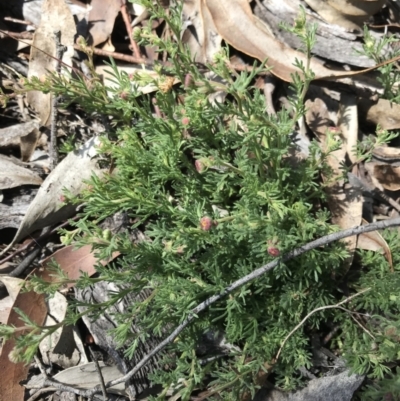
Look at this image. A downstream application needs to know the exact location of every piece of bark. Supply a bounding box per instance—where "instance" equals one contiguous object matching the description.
[254,0,383,68]
[75,281,165,399]
[0,186,38,230]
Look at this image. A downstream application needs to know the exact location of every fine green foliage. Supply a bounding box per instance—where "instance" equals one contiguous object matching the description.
[357,25,400,102]
[2,3,400,400]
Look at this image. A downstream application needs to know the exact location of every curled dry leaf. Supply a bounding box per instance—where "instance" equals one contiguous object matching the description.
[1,137,106,256]
[303,0,362,32]
[363,146,400,191]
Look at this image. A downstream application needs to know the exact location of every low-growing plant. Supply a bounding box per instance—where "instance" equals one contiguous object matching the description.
[2,2,400,400]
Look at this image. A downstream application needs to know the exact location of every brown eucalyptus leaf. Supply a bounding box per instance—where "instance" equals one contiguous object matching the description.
[27,0,75,126]
[0,155,43,189]
[205,0,360,82]
[1,137,105,256]
[0,291,47,401]
[40,245,120,289]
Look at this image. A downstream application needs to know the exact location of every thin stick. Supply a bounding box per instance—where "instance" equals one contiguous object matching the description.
[3,17,36,27]
[275,289,370,361]
[341,307,376,340]
[99,216,400,391]
[0,216,78,266]
[120,0,142,59]
[26,387,56,401]
[88,346,108,401]
[49,30,64,170]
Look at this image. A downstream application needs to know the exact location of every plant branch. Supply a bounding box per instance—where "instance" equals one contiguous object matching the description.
[275,288,370,361]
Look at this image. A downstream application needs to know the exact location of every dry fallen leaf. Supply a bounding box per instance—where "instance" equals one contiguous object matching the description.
[0,155,43,189]
[304,0,384,31]
[0,296,13,325]
[88,0,121,47]
[357,219,393,271]
[39,292,88,368]
[40,244,120,289]
[0,121,40,147]
[1,137,105,256]
[0,277,24,301]
[181,0,222,64]
[368,163,400,191]
[0,291,47,401]
[358,97,400,130]
[306,89,362,264]
[204,0,372,83]
[27,0,75,126]
[53,362,126,394]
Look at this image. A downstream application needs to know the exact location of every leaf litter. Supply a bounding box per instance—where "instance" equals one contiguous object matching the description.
[1,0,400,400]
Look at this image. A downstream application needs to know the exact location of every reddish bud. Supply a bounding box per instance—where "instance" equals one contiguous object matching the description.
[268,247,280,257]
[182,117,190,126]
[195,159,204,173]
[184,73,193,88]
[200,216,213,231]
[119,91,129,100]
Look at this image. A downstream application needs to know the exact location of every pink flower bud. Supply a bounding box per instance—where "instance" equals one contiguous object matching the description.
[200,216,213,231]
[184,73,193,88]
[268,247,280,257]
[119,91,128,100]
[182,117,190,125]
[195,159,204,173]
